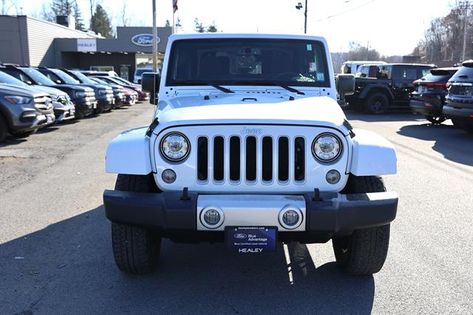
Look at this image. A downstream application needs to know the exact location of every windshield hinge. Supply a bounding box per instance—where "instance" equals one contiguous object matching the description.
[146,117,159,137]
[343,119,355,138]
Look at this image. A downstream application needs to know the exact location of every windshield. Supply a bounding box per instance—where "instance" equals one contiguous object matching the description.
[52,69,80,84]
[91,77,108,85]
[0,71,28,86]
[135,68,152,76]
[112,76,133,85]
[103,76,129,85]
[71,71,97,85]
[21,67,56,85]
[166,38,330,88]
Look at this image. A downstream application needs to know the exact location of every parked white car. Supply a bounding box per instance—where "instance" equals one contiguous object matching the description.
[103,33,398,276]
[341,60,387,75]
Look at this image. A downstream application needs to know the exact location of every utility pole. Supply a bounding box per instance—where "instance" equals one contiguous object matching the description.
[304,0,308,34]
[295,0,308,34]
[152,0,158,72]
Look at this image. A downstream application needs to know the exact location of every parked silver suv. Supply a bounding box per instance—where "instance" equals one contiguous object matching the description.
[0,84,55,142]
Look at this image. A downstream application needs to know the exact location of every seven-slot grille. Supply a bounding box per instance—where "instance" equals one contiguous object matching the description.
[197,135,306,183]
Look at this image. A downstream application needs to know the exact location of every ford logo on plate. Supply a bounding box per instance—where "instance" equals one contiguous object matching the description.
[234,233,247,240]
[131,34,161,47]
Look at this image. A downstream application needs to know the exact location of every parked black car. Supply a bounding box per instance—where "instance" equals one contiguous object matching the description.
[410,67,458,124]
[0,84,55,142]
[346,63,435,114]
[82,71,150,102]
[88,77,126,107]
[443,60,473,133]
[37,68,114,113]
[0,65,96,119]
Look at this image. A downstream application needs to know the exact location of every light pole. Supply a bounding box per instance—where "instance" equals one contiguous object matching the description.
[295,0,308,34]
[152,0,158,73]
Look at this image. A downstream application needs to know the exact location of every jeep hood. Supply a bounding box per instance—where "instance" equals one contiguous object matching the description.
[156,94,348,133]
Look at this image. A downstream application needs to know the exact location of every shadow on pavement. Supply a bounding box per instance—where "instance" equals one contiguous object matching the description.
[398,123,473,166]
[345,111,421,123]
[0,137,27,147]
[0,206,375,314]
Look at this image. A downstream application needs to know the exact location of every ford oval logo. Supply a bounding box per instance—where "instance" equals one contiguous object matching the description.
[234,233,247,240]
[131,34,160,47]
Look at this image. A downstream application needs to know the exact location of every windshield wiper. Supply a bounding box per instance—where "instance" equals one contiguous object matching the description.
[211,84,234,93]
[224,80,305,95]
[279,85,305,95]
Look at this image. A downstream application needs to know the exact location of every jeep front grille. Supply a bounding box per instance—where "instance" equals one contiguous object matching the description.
[197,135,305,183]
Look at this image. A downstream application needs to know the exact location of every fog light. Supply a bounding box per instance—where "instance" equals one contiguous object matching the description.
[279,207,303,230]
[162,169,176,183]
[326,169,341,184]
[201,208,224,228]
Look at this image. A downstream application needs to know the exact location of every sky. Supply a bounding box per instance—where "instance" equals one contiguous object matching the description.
[17,0,455,56]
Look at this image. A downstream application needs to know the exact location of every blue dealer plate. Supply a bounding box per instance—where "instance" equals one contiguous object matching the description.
[225,227,277,253]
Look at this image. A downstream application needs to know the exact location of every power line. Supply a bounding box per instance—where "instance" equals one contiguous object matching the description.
[314,0,378,22]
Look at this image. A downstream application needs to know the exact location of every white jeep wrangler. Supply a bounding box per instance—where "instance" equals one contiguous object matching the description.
[103,33,398,275]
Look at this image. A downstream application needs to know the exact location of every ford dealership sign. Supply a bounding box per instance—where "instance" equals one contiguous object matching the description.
[131,34,161,47]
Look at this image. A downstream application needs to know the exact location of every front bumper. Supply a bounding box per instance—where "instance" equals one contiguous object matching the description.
[97,95,115,111]
[53,101,75,122]
[12,111,47,133]
[124,94,137,105]
[443,104,473,120]
[410,98,444,116]
[73,97,97,117]
[137,91,149,101]
[104,191,398,243]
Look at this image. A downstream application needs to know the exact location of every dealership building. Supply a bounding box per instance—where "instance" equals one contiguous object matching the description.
[0,15,171,80]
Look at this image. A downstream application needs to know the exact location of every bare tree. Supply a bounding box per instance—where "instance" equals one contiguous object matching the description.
[41,3,55,21]
[89,0,97,22]
[346,42,381,61]
[414,0,473,63]
[1,0,18,15]
[120,1,129,26]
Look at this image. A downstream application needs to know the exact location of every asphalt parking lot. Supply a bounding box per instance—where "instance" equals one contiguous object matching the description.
[1,104,472,314]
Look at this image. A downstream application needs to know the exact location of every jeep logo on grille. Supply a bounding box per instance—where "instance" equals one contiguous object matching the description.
[240,127,262,135]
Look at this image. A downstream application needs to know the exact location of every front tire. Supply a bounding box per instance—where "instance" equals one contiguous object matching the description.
[111,174,161,274]
[332,176,391,275]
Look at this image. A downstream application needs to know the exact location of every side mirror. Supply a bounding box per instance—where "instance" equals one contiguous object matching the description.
[336,74,355,96]
[26,81,33,85]
[336,74,355,106]
[141,72,160,105]
[56,80,62,84]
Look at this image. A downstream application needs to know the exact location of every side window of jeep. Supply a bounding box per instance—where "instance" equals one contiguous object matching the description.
[395,67,417,81]
[356,66,369,78]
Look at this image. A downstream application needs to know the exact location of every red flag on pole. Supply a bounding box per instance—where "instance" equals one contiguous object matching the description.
[173,0,178,13]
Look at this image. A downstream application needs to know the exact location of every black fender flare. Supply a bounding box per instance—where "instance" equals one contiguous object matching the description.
[359,85,394,101]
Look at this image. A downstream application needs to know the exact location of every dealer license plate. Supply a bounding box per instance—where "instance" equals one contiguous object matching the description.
[225,227,277,253]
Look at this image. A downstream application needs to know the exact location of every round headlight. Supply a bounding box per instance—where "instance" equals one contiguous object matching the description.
[160,132,190,162]
[312,133,342,163]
